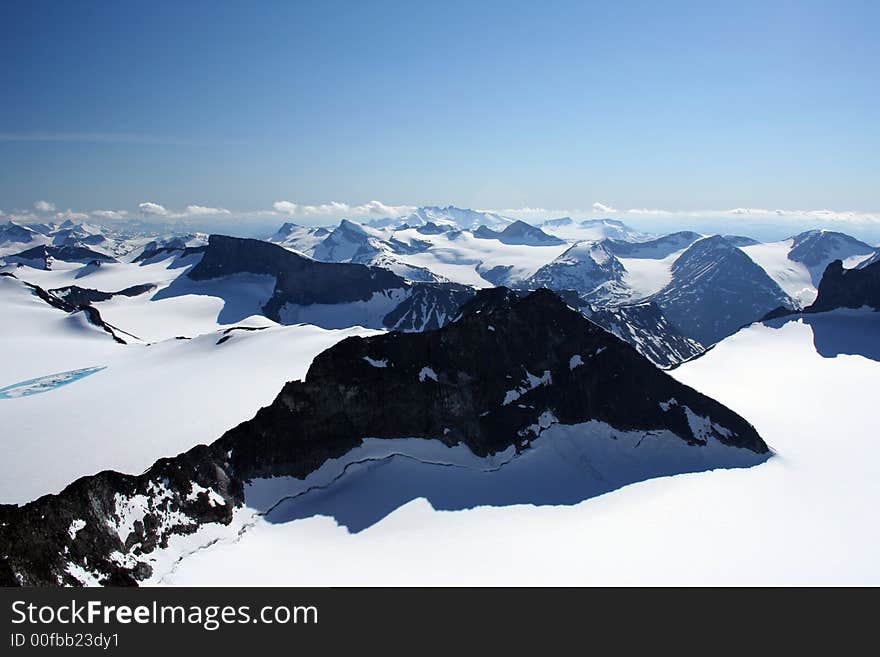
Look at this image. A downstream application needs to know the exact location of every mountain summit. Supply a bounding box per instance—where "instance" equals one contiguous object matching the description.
[0,287,767,585]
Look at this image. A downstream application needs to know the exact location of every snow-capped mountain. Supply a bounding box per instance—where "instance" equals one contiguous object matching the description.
[0,221,43,249]
[527,241,629,303]
[473,220,566,246]
[650,235,792,345]
[539,217,650,242]
[0,288,768,586]
[397,205,515,230]
[0,219,159,261]
[603,231,702,259]
[6,244,118,269]
[740,229,876,307]
[268,222,330,255]
[187,234,468,331]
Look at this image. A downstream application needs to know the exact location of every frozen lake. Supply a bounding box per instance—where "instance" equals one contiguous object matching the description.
[0,366,106,399]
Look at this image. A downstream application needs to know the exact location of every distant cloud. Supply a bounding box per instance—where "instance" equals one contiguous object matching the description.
[55,209,90,222]
[270,200,415,219]
[34,200,55,212]
[592,202,618,214]
[136,201,230,219]
[623,206,880,223]
[626,208,675,216]
[5,212,40,223]
[184,204,230,216]
[351,200,417,217]
[138,201,169,216]
[91,209,129,220]
[272,201,299,215]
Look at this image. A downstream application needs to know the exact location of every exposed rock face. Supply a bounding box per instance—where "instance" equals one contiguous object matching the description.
[48,284,156,307]
[579,300,704,368]
[650,236,791,345]
[0,272,130,343]
[382,284,474,331]
[806,260,880,313]
[186,235,466,329]
[473,220,566,246]
[189,235,408,316]
[134,243,206,263]
[789,230,874,273]
[7,245,116,269]
[0,221,39,245]
[0,288,768,586]
[527,242,628,302]
[603,231,701,259]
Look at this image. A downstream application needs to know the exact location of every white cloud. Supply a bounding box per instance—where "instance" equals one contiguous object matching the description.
[6,212,40,223]
[183,204,230,216]
[592,202,618,214]
[138,201,169,216]
[55,209,90,221]
[34,200,55,212]
[91,209,129,220]
[301,201,352,216]
[622,206,880,223]
[273,201,299,215]
[349,200,416,217]
[270,200,415,218]
[626,208,675,216]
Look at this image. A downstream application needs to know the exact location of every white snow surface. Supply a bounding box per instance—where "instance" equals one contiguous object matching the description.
[388,227,569,287]
[741,238,876,307]
[158,310,880,585]
[0,275,380,504]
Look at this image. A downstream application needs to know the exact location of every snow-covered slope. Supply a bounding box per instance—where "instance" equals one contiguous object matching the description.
[387,226,569,287]
[0,271,380,503]
[539,218,649,242]
[156,310,880,586]
[527,241,629,302]
[651,236,792,344]
[473,220,566,246]
[0,288,770,585]
[399,205,514,230]
[267,222,330,256]
[741,230,876,307]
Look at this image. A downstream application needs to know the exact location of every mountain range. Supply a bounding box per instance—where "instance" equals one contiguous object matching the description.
[1,205,878,586]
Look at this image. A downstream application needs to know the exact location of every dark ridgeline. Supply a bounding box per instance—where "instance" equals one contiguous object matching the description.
[0,287,767,587]
[806,259,880,313]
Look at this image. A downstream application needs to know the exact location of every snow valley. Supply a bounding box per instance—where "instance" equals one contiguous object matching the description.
[1,206,878,586]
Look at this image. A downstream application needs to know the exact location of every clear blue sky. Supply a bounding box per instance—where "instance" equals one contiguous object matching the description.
[1,0,878,229]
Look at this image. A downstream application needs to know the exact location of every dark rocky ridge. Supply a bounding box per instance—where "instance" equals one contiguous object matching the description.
[650,236,792,345]
[49,283,156,307]
[806,259,880,313]
[473,220,566,246]
[0,288,767,586]
[187,234,471,331]
[7,244,116,268]
[0,272,132,344]
[189,234,407,317]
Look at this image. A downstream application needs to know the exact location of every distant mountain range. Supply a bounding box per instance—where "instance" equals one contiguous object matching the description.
[2,207,878,355]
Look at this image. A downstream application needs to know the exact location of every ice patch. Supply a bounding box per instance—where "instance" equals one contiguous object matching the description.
[569,355,584,370]
[67,519,86,540]
[418,366,438,382]
[187,482,226,507]
[659,398,678,412]
[503,369,553,405]
[363,356,388,368]
[0,366,106,399]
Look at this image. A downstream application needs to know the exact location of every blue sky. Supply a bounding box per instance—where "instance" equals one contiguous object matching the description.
[1,0,878,237]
